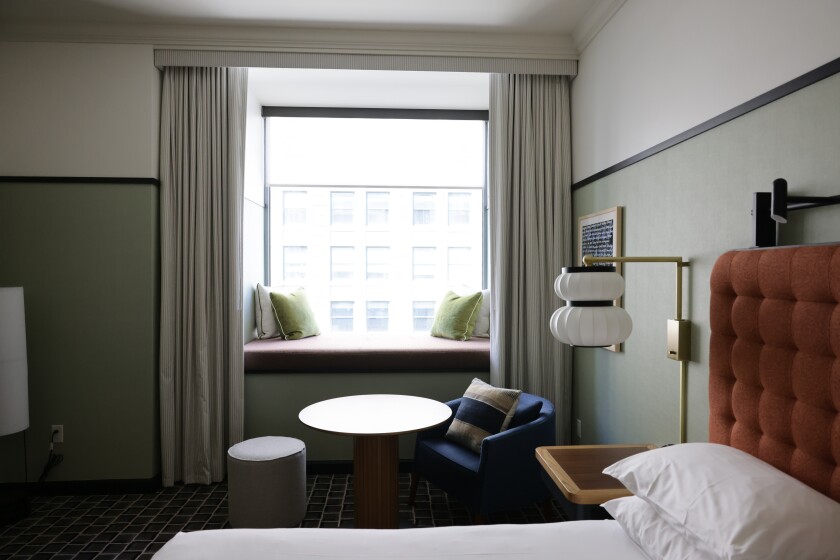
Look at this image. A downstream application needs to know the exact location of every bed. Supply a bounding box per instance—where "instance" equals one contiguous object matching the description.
[155,244,840,560]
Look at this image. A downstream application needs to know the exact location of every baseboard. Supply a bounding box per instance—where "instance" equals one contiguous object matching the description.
[0,473,163,496]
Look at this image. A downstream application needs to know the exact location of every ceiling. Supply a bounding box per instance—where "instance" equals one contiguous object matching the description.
[1,0,612,36]
[0,0,624,110]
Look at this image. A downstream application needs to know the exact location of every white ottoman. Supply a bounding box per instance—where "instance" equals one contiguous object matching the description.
[227,436,306,528]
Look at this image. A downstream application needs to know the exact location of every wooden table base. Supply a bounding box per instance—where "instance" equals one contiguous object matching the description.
[353,435,399,528]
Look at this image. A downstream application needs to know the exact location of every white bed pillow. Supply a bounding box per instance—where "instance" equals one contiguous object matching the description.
[603,443,840,560]
[603,496,720,560]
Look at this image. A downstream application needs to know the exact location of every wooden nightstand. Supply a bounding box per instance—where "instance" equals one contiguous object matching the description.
[536,444,655,520]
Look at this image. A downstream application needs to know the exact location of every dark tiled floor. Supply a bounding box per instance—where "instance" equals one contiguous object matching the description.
[1,474,566,559]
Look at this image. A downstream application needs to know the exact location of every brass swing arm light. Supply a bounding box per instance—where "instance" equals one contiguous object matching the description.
[580,254,692,444]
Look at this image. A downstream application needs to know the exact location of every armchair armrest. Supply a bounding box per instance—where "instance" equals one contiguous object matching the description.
[477,408,556,492]
[416,398,461,442]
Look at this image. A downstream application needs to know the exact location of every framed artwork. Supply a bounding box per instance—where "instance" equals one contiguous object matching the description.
[577,206,623,352]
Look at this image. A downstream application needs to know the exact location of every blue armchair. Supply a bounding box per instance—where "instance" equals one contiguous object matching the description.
[409,392,556,522]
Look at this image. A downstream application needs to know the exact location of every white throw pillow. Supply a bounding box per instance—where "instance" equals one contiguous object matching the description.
[603,443,840,560]
[603,496,719,560]
[255,284,282,339]
[472,288,491,338]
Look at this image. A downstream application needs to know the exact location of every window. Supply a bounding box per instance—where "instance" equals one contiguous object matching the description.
[331,247,354,282]
[331,192,354,226]
[266,112,487,334]
[413,301,435,331]
[283,191,307,225]
[413,192,436,225]
[448,192,471,226]
[413,247,436,280]
[367,192,389,226]
[331,301,354,332]
[448,247,471,284]
[366,301,389,332]
[366,247,390,280]
[283,246,307,280]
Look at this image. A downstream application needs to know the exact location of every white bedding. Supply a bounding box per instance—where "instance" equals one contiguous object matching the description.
[153,521,647,560]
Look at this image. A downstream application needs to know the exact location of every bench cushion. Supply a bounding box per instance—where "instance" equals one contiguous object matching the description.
[244,334,490,373]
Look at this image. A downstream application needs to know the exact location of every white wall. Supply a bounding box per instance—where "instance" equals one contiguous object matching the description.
[0,42,159,178]
[242,85,265,342]
[572,0,840,182]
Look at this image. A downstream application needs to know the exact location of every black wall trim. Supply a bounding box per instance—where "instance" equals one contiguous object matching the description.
[262,106,489,121]
[572,56,840,191]
[0,176,161,186]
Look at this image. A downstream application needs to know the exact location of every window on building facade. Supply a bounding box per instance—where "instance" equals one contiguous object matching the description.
[283,191,307,225]
[366,301,389,332]
[366,192,389,226]
[331,192,354,226]
[331,247,354,282]
[412,247,436,281]
[330,301,354,332]
[448,192,471,226]
[283,246,307,281]
[412,301,436,331]
[413,192,436,225]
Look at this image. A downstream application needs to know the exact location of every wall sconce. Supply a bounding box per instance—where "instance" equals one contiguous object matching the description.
[0,287,30,524]
[551,256,691,443]
[753,178,840,247]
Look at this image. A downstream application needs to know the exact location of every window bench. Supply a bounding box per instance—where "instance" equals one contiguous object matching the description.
[244,334,490,373]
[243,334,490,462]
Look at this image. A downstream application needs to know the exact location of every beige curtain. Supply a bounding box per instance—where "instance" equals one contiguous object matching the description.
[159,67,248,486]
[489,74,573,444]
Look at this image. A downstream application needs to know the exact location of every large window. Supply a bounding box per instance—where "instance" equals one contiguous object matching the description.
[266,111,487,334]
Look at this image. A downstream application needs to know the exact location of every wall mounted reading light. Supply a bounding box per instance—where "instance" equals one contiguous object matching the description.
[753,178,840,247]
[551,255,691,443]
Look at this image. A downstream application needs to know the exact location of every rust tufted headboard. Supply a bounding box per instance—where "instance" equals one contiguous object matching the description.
[709,243,840,501]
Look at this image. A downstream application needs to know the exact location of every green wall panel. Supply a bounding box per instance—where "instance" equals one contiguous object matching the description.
[0,182,159,482]
[572,72,840,446]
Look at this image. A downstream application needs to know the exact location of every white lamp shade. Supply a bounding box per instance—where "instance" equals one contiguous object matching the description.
[550,305,633,347]
[0,287,29,436]
[550,266,632,347]
[555,267,625,301]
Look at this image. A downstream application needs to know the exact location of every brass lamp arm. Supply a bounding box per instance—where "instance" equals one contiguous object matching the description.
[581,254,691,444]
[581,255,690,321]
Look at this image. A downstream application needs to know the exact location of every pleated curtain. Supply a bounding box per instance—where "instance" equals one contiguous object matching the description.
[159,67,248,486]
[489,74,573,444]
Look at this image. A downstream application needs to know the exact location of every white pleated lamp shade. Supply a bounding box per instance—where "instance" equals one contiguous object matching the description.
[550,266,633,347]
[0,287,29,436]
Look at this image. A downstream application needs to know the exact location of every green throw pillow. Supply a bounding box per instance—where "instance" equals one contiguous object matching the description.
[430,291,483,341]
[269,289,320,340]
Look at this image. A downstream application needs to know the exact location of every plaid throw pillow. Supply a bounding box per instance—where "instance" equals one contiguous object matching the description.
[445,378,521,454]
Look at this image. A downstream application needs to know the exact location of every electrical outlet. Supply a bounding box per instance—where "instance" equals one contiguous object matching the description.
[51,424,64,444]
[576,419,582,440]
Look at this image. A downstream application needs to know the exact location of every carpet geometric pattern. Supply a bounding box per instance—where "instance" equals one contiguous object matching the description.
[0,474,566,559]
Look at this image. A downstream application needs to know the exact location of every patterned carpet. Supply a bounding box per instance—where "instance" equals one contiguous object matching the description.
[0,474,566,559]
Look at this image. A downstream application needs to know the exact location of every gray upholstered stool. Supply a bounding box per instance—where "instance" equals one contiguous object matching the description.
[227,436,306,528]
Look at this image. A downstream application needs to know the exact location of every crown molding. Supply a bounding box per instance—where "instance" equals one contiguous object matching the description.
[0,21,579,60]
[572,0,626,53]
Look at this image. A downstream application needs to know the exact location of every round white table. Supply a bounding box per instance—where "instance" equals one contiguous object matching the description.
[299,394,452,528]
